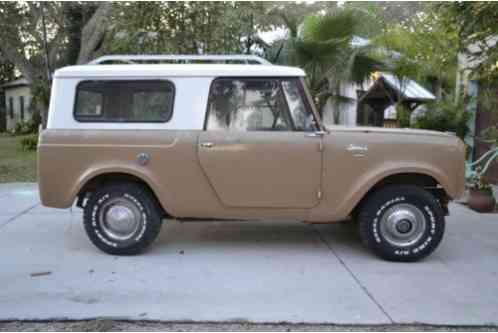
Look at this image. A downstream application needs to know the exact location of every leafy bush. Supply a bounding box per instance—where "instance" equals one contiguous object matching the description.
[20,135,38,151]
[30,111,42,132]
[13,122,24,135]
[11,117,41,136]
[396,104,411,128]
[413,96,470,139]
[468,168,494,197]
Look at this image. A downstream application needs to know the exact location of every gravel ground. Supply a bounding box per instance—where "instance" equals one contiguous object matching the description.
[1,321,498,332]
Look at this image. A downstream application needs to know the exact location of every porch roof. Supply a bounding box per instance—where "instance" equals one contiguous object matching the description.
[0,78,30,90]
[378,73,436,101]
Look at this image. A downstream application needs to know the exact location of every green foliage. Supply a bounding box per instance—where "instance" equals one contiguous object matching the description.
[264,2,336,64]
[0,2,63,78]
[105,2,272,55]
[468,169,494,196]
[374,9,459,98]
[396,104,411,128]
[341,2,385,38]
[413,96,471,139]
[0,59,15,84]
[438,2,498,81]
[0,2,112,128]
[13,123,24,136]
[345,2,425,30]
[31,80,51,115]
[301,11,356,42]
[19,134,38,152]
[12,116,40,136]
[283,9,384,118]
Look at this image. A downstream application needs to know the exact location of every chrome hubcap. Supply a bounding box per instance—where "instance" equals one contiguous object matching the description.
[379,203,426,247]
[99,198,141,241]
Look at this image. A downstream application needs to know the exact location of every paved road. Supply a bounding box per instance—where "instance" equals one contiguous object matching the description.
[1,183,497,325]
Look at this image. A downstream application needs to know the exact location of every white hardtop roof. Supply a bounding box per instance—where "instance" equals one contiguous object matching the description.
[54,64,306,79]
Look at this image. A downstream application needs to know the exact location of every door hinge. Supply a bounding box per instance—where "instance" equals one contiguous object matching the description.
[317,188,322,200]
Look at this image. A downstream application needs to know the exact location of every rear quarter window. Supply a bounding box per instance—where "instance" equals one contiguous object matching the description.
[74,80,175,122]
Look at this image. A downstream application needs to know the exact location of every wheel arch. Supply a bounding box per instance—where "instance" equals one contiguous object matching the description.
[351,171,450,218]
[73,169,172,217]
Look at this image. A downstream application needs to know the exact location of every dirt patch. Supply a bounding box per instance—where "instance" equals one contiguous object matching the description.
[1,320,498,332]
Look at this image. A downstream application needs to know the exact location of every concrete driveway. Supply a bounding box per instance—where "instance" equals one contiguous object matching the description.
[1,183,497,325]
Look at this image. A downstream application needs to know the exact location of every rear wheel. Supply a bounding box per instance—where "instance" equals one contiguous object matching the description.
[358,185,445,262]
[83,182,162,255]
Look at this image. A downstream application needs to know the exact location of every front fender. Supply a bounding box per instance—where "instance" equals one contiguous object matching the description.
[344,163,452,216]
[310,162,455,222]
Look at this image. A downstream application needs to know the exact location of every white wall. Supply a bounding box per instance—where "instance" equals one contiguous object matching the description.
[320,80,373,127]
[4,86,32,131]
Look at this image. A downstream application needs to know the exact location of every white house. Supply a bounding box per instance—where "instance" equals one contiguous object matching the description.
[271,36,436,128]
[1,78,33,131]
[320,71,436,128]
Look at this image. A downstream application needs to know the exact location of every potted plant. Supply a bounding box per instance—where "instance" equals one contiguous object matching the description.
[467,169,496,213]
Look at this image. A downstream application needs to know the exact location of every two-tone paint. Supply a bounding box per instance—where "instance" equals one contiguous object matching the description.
[38,64,466,222]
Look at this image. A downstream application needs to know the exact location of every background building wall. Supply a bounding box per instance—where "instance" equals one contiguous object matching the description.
[4,86,32,131]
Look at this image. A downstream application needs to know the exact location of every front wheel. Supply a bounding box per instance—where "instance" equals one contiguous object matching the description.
[83,182,163,255]
[358,185,445,262]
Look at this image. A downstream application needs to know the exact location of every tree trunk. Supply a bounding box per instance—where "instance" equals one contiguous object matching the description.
[64,4,85,65]
[429,77,443,100]
[29,79,51,129]
[38,100,49,129]
[76,3,113,64]
[435,80,442,100]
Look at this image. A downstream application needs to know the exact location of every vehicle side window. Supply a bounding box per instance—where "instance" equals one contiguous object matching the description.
[206,79,293,131]
[281,79,317,132]
[74,80,174,122]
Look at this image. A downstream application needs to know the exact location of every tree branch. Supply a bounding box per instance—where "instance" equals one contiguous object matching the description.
[48,30,66,67]
[0,44,37,82]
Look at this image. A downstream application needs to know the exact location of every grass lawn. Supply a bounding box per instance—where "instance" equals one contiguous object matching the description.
[0,134,37,183]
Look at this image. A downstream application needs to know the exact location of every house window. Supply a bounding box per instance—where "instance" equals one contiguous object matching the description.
[19,96,25,120]
[74,80,175,122]
[8,97,13,119]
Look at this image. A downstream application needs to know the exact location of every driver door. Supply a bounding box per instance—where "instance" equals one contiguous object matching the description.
[197,78,323,208]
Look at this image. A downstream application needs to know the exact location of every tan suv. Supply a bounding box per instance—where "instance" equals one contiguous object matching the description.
[38,55,465,261]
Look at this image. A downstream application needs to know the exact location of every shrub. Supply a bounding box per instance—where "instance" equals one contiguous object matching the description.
[396,104,411,128]
[13,122,24,135]
[30,111,42,131]
[412,96,470,139]
[20,135,38,151]
[11,117,40,136]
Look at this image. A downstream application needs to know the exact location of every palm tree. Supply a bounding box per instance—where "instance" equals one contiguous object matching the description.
[268,9,384,123]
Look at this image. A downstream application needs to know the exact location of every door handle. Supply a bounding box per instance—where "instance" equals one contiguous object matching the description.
[305,131,326,138]
[200,142,214,148]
